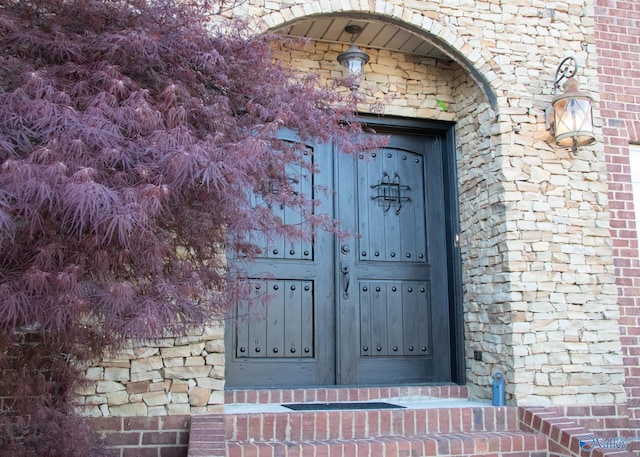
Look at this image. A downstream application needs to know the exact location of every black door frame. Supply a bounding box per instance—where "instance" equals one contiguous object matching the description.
[358,115,464,385]
[224,115,465,388]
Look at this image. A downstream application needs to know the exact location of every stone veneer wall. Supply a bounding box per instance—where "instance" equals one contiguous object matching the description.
[260,0,627,405]
[273,40,459,122]
[451,65,506,400]
[77,0,630,424]
[594,0,640,430]
[76,326,226,418]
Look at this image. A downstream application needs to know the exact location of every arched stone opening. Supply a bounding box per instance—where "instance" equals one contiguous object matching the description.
[260,11,506,401]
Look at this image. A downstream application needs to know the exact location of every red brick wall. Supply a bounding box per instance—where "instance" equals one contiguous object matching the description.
[594,0,640,430]
[520,407,636,457]
[90,416,190,457]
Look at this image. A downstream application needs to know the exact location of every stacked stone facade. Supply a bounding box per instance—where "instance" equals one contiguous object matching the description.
[77,327,226,418]
[78,0,638,442]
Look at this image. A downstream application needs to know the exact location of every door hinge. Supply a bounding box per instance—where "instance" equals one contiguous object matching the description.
[454,233,461,248]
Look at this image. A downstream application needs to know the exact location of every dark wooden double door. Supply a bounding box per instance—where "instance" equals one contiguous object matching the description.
[226,120,456,387]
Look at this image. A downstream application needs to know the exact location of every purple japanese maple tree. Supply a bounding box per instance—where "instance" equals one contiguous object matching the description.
[0,0,381,339]
[0,0,382,453]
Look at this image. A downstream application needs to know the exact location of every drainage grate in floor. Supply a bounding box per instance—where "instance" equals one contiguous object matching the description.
[282,402,406,411]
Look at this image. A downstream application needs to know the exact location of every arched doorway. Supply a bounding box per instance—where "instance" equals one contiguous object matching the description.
[224,13,494,389]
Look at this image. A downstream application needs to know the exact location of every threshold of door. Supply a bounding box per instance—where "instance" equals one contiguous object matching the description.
[225,397,488,413]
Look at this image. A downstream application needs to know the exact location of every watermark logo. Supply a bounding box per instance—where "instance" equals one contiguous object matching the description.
[579,435,640,452]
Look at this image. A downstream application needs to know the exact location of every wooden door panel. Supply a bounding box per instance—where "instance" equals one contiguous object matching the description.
[225,135,335,388]
[227,121,456,388]
[359,148,427,263]
[248,153,314,262]
[402,282,431,356]
[397,150,428,262]
[358,281,431,357]
[337,131,450,385]
[235,279,314,359]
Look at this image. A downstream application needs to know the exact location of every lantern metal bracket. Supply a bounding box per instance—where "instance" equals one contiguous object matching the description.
[553,57,578,96]
[344,24,363,40]
[548,57,579,133]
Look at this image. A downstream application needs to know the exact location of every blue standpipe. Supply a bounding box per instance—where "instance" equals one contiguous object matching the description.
[492,371,506,406]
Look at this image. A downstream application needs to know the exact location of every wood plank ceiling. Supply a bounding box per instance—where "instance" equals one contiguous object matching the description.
[279,17,452,61]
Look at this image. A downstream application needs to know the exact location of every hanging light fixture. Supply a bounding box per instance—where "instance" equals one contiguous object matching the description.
[546,57,595,155]
[337,24,370,91]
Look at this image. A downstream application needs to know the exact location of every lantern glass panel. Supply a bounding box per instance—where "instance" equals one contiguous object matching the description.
[552,94,595,147]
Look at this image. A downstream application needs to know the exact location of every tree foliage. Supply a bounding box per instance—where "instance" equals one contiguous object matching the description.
[0,0,383,452]
[0,0,380,340]
[0,331,110,457]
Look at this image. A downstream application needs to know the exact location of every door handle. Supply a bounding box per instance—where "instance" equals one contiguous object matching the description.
[341,264,350,299]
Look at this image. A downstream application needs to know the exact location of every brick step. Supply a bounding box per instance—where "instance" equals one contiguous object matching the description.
[226,430,548,457]
[188,387,557,457]
[226,406,520,441]
[224,385,469,405]
[189,396,635,457]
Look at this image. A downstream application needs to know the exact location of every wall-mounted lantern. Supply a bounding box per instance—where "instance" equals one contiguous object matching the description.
[337,24,370,91]
[545,57,595,155]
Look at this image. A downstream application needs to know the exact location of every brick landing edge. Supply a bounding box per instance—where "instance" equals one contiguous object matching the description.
[188,386,639,457]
